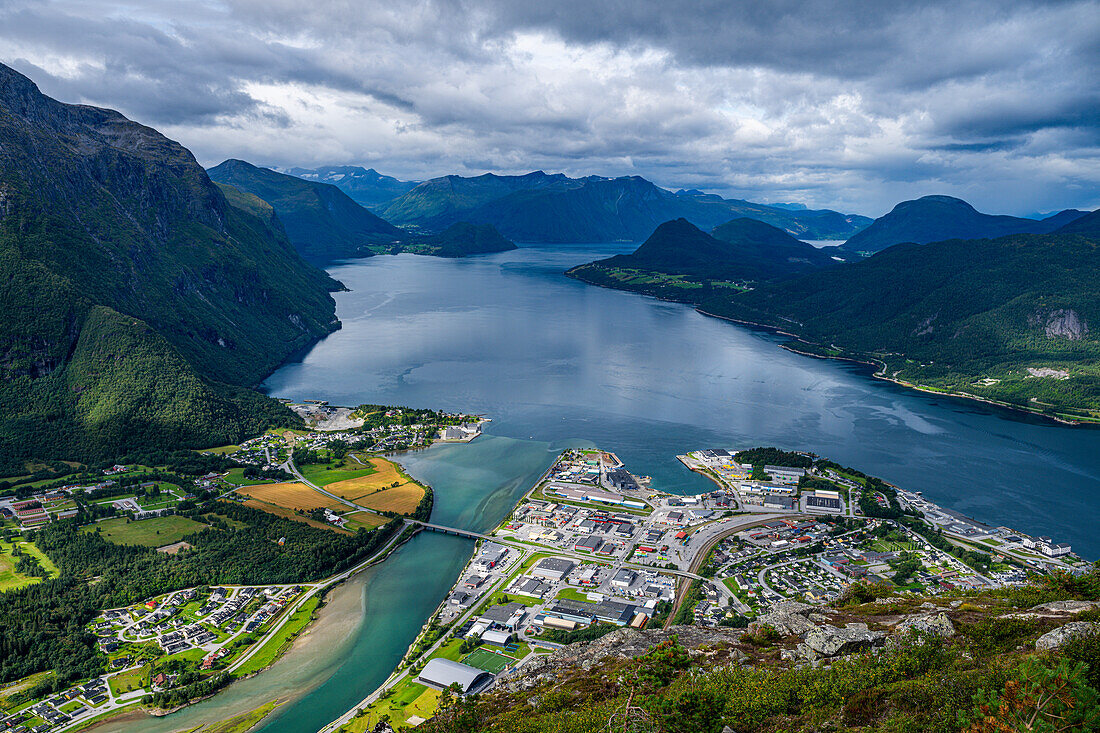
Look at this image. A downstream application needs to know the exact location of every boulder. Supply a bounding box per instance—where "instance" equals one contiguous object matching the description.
[894,612,955,638]
[1030,600,1100,615]
[750,600,820,636]
[1035,622,1100,651]
[999,600,1100,621]
[802,624,885,657]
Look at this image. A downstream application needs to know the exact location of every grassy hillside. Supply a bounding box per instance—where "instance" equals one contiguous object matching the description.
[702,231,1100,420]
[566,218,838,301]
[413,571,1100,733]
[0,64,340,471]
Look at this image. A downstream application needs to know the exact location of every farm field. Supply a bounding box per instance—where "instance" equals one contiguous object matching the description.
[236,482,343,512]
[340,511,390,531]
[355,484,425,514]
[108,666,148,696]
[324,458,406,500]
[241,499,350,534]
[82,515,209,547]
[346,680,439,732]
[324,457,426,514]
[0,542,42,591]
[298,461,376,487]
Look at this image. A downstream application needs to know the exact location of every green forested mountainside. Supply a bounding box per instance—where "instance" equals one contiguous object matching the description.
[702,230,1100,419]
[379,171,870,241]
[285,165,418,208]
[0,63,340,471]
[565,218,839,301]
[210,160,516,261]
[840,195,1084,255]
[208,159,406,263]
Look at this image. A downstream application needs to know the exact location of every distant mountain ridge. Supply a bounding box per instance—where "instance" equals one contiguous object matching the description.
[284,165,418,208]
[379,171,871,242]
[0,63,341,469]
[840,195,1086,254]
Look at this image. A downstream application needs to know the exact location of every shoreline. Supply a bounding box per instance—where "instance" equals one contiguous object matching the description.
[567,269,1093,427]
[692,306,1093,427]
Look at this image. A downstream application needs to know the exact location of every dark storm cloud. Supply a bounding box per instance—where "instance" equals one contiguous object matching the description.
[0,0,1096,215]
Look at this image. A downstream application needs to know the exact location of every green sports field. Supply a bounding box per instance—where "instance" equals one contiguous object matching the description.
[462,647,515,674]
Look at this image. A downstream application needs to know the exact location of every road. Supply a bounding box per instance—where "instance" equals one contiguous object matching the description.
[317,547,533,733]
[53,516,415,733]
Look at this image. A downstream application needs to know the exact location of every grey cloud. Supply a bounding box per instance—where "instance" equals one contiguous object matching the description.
[0,0,1096,215]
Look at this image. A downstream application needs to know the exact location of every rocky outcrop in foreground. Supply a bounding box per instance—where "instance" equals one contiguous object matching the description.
[501,595,1100,693]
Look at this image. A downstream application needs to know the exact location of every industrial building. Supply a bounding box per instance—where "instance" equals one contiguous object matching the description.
[417,658,493,694]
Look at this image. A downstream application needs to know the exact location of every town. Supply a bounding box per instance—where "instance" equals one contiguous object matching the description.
[331,446,1085,731]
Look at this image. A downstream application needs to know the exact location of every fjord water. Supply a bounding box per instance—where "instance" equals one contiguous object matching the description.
[103,242,1100,733]
[267,243,1100,556]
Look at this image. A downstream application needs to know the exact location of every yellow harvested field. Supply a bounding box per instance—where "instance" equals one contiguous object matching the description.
[356,484,425,514]
[326,458,409,500]
[341,511,391,531]
[237,482,343,512]
[242,499,350,534]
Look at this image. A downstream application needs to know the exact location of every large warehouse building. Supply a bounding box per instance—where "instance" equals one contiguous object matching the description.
[417,658,494,694]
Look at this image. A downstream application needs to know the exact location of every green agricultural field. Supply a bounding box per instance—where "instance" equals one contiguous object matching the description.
[297,460,377,488]
[346,679,439,731]
[82,515,208,547]
[0,541,59,591]
[108,666,148,695]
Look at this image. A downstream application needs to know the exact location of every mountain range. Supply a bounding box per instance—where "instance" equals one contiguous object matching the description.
[702,217,1100,420]
[564,196,1100,418]
[283,165,418,208]
[208,159,408,263]
[209,160,516,263]
[840,195,1086,255]
[0,63,341,469]
[377,171,872,242]
[566,218,839,301]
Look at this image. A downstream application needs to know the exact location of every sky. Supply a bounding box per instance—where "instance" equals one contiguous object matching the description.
[2,0,1098,216]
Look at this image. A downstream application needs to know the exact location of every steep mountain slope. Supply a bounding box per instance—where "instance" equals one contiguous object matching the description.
[840,195,1084,255]
[0,63,340,469]
[379,171,870,241]
[703,227,1100,419]
[208,159,406,263]
[285,165,418,208]
[566,218,839,302]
